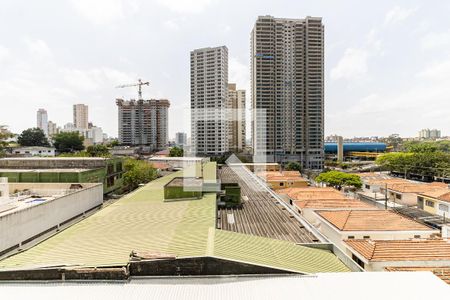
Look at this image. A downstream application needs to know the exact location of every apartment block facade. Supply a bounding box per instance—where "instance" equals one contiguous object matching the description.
[116,99,170,150]
[227,83,246,152]
[73,104,89,130]
[251,16,324,169]
[36,109,48,136]
[190,46,229,156]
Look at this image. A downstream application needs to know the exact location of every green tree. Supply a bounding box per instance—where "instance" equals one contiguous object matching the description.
[53,132,84,153]
[285,161,302,172]
[86,144,110,157]
[0,126,13,155]
[122,159,158,191]
[169,146,184,157]
[17,128,50,147]
[315,171,362,189]
[107,139,119,147]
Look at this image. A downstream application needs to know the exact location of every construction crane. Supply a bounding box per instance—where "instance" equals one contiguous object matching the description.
[116,79,150,99]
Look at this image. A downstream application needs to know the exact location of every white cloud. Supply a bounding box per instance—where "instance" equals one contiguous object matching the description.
[156,0,215,14]
[23,38,52,58]
[384,6,418,26]
[63,67,136,92]
[330,48,369,80]
[416,57,450,81]
[163,19,181,31]
[69,0,139,25]
[0,45,10,63]
[421,30,450,50]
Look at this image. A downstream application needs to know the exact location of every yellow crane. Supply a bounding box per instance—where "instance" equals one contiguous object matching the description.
[116,79,150,99]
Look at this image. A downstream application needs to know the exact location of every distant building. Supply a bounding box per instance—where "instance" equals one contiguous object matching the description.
[36,108,48,136]
[419,128,441,139]
[73,104,89,129]
[116,99,170,151]
[175,132,187,147]
[227,83,246,152]
[190,46,229,156]
[47,121,58,137]
[11,146,56,157]
[251,16,324,169]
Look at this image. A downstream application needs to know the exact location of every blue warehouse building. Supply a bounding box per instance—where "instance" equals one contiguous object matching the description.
[324,143,387,154]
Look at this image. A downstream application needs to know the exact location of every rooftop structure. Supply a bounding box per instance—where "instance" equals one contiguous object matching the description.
[0,163,351,279]
[148,156,210,169]
[386,266,450,285]
[345,239,450,271]
[0,179,103,257]
[0,273,448,298]
[257,170,309,190]
[218,166,318,243]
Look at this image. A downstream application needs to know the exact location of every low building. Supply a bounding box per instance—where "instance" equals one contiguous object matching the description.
[277,187,374,224]
[11,146,56,157]
[345,239,450,271]
[0,178,103,257]
[148,157,210,170]
[228,163,280,172]
[385,266,450,285]
[257,170,308,190]
[316,210,439,252]
[417,188,450,217]
[382,182,448,206]
[0,157,124,194]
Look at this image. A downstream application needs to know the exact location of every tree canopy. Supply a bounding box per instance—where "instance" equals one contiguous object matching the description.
[86,144,110,157]
[53,132,85,153]
[315,171,362,189]
[122,159,158,191]
[285,161,302,172]
[0,126,13,155]
[169,146,184,157]
[17,128,50,147]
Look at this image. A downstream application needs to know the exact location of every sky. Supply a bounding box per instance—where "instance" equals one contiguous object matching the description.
[0,0,449,139]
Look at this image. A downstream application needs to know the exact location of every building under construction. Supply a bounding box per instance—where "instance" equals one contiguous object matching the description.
[116,99,170,150]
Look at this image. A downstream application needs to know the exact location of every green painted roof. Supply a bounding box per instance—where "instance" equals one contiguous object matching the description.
[0,162,349,273]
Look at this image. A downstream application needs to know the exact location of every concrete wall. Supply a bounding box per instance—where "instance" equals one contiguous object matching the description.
[0,158,119,169]
[0,183,103,255]
[366,259,450,272]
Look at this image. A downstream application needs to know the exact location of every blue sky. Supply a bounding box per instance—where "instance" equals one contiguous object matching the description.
[0,0,449,139]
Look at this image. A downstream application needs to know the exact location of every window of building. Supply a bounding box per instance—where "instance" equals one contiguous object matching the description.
[280,182,284,186]
[363,236,370,239]
[414,235,421,239]
[365,184,370,189]
[439,204,449,212]
[426,200,435,207]
[347,236,355,239]
[395,194,401,200]
[352,254,365,269]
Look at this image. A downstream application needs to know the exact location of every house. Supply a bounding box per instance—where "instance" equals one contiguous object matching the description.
[315,210,439,253]
[11,146,56,157]
[417,188,450,217]
[382,182,448,206]
[257,170,308,190]
[344,239,450,271]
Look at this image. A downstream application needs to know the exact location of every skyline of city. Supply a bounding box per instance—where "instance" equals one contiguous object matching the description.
[1,0,449,139]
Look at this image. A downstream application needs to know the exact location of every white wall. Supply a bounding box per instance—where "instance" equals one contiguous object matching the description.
[0,183,103,254]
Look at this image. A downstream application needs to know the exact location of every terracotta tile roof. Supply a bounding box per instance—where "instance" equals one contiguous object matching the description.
[317,210,434,231]
[257,171,307,182]
[388,182,447,194]
[419,189,450,203]
[293,199,374,209]
[364,178,410,185]
[385,266,450,284]
[345,239,450,262]
[277,187,343,200]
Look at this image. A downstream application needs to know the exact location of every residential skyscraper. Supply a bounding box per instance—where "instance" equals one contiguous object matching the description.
[47,121,58,137]
[175,132,187,146]
[73,104,89,129]
[36,109,48,136]
[251,16,324,169]
[116,99,170,150]
[190,46,229,156]
[227,83,246,152]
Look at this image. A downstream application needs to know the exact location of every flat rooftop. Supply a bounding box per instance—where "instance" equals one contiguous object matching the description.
[148,157,206,161]
[166,177,203,188]
[345,239,450,262]
[0,168,91,173]
[317,210,435,232]
[0,163,349,274]
[218,166,318,243]
[385,266,450,284]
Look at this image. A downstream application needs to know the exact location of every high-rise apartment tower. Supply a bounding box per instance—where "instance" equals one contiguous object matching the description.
[116,99,170,150]
[251,16,324,169]
[73,104,89,129]
[227,83,246,152]
[36,109,48,136]
[190,46,229,156]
